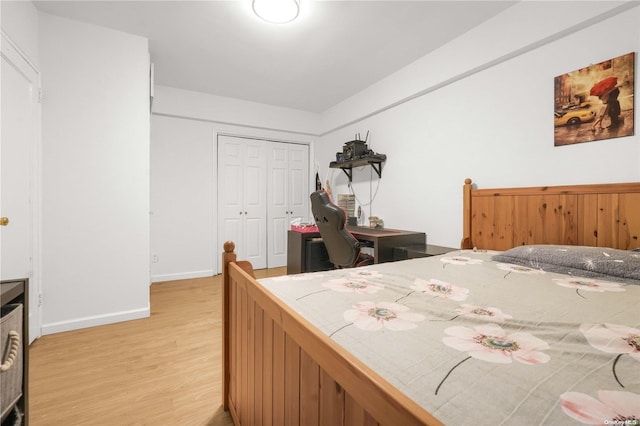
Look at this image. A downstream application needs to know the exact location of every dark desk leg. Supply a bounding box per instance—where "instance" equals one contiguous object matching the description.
[287,231,304,274]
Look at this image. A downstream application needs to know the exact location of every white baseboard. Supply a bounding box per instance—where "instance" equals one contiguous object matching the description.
[41,306,150,336]
[151,270,214,283]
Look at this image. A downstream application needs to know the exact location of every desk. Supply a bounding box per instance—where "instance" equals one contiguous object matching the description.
[287,227,426,274]
[393,244,456,260]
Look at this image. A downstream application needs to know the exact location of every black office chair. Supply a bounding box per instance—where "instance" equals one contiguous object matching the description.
[310,190,374,268]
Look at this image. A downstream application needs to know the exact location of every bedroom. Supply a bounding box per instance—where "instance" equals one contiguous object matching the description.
[1,0,639,424]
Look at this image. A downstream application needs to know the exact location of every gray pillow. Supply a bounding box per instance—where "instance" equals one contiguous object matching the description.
[492,245,640,284]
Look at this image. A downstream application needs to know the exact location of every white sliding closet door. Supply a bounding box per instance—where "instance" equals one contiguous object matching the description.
[218,135,267,269]
[267,142,309,268]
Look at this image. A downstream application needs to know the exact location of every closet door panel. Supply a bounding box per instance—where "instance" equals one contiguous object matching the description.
[218,137,246,259]
[221,217,243,255]
[218,136,266,269]
[243,141,267,269]
[267,142,290,268]
[245,216,265,264]
[271,217,288,263]
[268,144,288,211]
[288,144,309,222]
[244,142,267,212]
[269,163,288,265]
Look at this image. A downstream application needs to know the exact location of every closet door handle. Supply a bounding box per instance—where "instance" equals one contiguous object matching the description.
[0,217,8,226]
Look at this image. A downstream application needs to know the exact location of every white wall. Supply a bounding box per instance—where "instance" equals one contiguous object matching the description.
[153,85,321,135]
[150,114,215,281]
[320,1,635,133]
[39,13,151,334]
[0,0,39,68]
[150,86,318,280]
[317,2,640,249]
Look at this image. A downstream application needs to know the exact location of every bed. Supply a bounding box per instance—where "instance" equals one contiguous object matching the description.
[221,179,640,425]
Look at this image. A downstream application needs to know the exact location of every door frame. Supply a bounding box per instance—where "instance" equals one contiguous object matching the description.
[1,30,42,343]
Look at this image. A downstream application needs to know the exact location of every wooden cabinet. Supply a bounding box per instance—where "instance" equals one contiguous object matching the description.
[1,279,28,425]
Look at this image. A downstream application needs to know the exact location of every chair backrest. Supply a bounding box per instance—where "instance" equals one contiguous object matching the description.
[310,190,360,268]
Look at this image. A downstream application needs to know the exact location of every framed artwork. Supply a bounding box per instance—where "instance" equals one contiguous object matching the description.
[554,52,635,146]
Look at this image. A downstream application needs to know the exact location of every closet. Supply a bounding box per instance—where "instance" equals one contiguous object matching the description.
[217,135,309,269]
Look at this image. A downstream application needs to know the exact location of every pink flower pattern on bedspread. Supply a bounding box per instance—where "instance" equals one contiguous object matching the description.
[455,304,513,323]
[348,269,382,279]
[580,323,640,360]
[323,278,384,294]
[440,255,483,266]
[496,262,546,276]
[554,277,626,293]
[443,323,551,364]
[560,390,640,425]
[580,323,640,387]
[411,278,470,301]
[344,301,425,331]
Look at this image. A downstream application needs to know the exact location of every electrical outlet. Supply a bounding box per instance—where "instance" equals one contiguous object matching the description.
[152,254,159,263]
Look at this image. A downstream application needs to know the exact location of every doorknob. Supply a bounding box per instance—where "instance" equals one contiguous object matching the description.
[0,217,8,226]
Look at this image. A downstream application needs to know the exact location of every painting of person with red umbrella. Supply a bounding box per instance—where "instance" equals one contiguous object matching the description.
[590,76,621,132]
[554,52,634,146]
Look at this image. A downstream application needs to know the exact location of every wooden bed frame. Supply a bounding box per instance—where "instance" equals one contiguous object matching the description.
[461,178,640,251]
[221,179,640,426]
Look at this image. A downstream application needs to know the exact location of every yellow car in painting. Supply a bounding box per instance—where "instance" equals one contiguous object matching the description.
[554,107,596,127]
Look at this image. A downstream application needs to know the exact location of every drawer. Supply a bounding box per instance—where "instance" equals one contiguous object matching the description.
[1,303,23,421]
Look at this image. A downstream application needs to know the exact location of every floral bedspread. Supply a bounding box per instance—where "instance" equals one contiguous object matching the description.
[258,249,640,425]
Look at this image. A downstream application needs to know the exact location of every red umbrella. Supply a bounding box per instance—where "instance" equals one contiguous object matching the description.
[590,77,617,97]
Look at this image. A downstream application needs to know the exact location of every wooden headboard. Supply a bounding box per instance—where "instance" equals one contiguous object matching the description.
[461,178,640,251]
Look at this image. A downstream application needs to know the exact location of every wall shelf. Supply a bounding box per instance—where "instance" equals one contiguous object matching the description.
[329,157,385,182]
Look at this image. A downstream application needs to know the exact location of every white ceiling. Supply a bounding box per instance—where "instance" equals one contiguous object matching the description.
[33,1,516,112]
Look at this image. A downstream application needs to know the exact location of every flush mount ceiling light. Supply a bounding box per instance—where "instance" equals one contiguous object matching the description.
[252,0,300,24]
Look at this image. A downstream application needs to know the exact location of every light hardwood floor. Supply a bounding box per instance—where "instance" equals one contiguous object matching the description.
[28,267,286,426]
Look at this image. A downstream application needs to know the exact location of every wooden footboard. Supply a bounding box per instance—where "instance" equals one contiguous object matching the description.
[222,242,441,426]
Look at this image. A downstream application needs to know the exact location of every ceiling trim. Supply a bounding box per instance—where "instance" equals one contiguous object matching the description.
[152,112,320,137]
